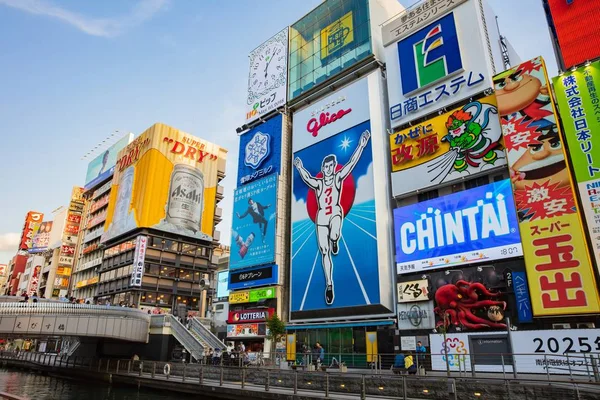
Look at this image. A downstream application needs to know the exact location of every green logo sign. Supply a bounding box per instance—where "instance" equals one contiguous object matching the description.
[249,286,276,302]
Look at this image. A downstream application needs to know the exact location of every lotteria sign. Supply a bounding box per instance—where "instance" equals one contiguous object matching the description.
[394,179,523,273]
[228,308,274,323]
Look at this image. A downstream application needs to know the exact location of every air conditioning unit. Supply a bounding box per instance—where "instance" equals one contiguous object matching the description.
[552,323,571,329]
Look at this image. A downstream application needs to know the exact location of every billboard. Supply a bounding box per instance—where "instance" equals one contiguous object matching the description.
[230,174,277,270]
[389,94,506,197]
[217,270,230,299]
[394,180,522,274]
[26,264,41,296]
[544,0,600,70]
[494,56,600,316]
[101,123,227,243]
[19,212,44,252]
[228,308,274,324]
[553,61,600,272]
[397,279,429,303]
[130,235,147,287]
[84,133,133,190]
[30,221,53,253]
[288,0,371,100]
[228,286,276,304]
[237,114,282,186]
[397,300,435,330]
[384,0,496,127]
[290,73,394,320]
[227,323,267,338]
[246,28,288,123]
[228,264,278,290]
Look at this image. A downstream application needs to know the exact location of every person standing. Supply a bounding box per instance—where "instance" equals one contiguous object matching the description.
[415,341,427,374]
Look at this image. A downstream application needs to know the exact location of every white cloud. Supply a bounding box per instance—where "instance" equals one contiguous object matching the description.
[353,162,374,205]
[0,232,20,252]
[291,193,309,223]
[0,0,169,38]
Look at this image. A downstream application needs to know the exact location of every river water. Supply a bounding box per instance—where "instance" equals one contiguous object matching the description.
[0,368,213,399]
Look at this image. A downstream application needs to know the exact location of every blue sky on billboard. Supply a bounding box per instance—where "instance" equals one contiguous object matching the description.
[237,114,282,186]
[291,120,380,313]
[217,270,230,299]
[394,179,523,274]
[84,133,133,190]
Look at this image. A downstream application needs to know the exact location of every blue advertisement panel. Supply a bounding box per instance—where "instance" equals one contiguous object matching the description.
[394,179,523,274]
[228,264,279,290]
[513,271,533,323]
[237,114,282,186]
[84,133,133,190]
[291,119,379,313]
[230,174,277,271]
[217,270,230,299]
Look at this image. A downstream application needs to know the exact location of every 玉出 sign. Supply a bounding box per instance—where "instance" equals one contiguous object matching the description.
[397,279,429,302]
[394,180,523,274]
[228,308,274,324]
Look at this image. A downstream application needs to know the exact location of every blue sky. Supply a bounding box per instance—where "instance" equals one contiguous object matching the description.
[0,0,558,265]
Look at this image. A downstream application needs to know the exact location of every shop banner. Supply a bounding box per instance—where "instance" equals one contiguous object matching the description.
[237,114,282,186]
[389,94,506,197]
[553,61,600,273]
[228,308,274,324]
[226,323,268,338]
[19,212,44,251]
[228,264,278,290]
[229,286,277,304]
[397,279,429,303]
[230,174,277,270]
[30,221,52,253]
[394,179,522,273]
[494,56,600,316]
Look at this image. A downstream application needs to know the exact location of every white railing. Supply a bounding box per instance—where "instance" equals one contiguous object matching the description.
[0,302,150,322]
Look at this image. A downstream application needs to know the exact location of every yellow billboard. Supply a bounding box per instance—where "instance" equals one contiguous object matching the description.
[320,11,354,59]
[101,123,227,243]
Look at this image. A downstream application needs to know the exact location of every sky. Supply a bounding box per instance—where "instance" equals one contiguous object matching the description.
[0,0,559,265]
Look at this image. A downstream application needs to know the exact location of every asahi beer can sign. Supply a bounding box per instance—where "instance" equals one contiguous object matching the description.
[166,164,205,232]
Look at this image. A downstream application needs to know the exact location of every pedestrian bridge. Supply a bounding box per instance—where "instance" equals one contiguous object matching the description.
[0,302,150,343]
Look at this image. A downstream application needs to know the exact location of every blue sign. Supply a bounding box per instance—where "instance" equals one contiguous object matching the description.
[217,270,230,299]
[237,114,282,186]
[84,133,132,190]
[291,120,380,315]
[228,264,278,290]
[397,12,463,95]
[394,179,523,274]
[230,174,277,270]
[513,271,533,323]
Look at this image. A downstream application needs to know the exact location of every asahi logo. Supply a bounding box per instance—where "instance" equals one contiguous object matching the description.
[171,185,202,204]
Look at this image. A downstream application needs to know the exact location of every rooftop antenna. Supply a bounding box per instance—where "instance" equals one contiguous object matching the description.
[495,16,511,69]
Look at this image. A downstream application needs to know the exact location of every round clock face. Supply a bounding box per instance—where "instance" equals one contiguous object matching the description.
[249,41,286,96]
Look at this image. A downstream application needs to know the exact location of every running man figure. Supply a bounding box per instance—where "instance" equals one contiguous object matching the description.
[294,130,371,305]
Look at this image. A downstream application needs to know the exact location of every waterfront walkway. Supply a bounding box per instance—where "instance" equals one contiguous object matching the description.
[1,352,599,400]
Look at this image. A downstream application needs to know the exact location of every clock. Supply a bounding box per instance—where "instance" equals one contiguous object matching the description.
[248,40,287,98]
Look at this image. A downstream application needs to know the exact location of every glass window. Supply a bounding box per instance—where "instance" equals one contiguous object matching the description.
[465,175,489,190]
[141,291,156,304]
[156,293,171,305]
[418,190,439,203]
[159,266,176,278]
[148,236,162,249]
[145,263,160,275]
[182,244,197,256]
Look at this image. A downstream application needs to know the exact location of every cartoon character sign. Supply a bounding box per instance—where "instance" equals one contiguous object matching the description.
[291,120,379,312]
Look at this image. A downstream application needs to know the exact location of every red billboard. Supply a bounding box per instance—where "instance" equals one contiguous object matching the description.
[546,0,600,69]
[228,308,274,324]
[19,211,44,251]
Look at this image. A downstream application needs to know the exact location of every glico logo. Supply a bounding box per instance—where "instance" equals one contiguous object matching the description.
[397,12,463,95]
[307,108,352,137]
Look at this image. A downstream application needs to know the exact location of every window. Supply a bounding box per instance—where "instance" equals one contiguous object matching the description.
[159,266,176,278]
[464,176,489,190]
[417,189,439,203]
[181,244,197,256]
[144,263,160,275]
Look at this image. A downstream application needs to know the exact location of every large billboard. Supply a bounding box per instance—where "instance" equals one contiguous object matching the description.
[230,174,277,270]
[101,123,227,243]
[288,0,371,101]
[228,264,278,290]
[84,133,134,190]
[389,94,506,197]
[553,61,600,272]
[384,0,496,127]
[237,114,282,186]
[544,0,600,70]
[246,28,288,123]
[494,56,600,316]
[216,270,230,299]
[394,180,523,274]
[290,73,394,321]
[30,221,53,253]
[19,211,44,252]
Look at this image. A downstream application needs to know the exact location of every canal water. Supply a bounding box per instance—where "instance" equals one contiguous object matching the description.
[0,368,216,399]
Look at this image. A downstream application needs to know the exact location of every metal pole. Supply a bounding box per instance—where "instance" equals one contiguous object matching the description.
[97,359,101,372]
[545,355,550,381]
[127,360,131,374]
[443,314,450,377]
[116,360,120,374]
[361,374,366,400]
[182,363,186,382]
[325,372,329,398]
[501,354,506,379]
[220,366,223,386]
[505,317,517,378]
[199,365,203,384]
[567,353,573,380]
[241,367,245,388]
[402,376,407,400]
[106,359,110,373]
[294,371,298,394]
[265,370,270,391]
[152,362,156,378]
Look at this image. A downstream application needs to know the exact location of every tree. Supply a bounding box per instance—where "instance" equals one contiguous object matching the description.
[265,313,286,358]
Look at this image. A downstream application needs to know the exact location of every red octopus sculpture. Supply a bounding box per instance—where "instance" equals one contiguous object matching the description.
[434,280,507,330]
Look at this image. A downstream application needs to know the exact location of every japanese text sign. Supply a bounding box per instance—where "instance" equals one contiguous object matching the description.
[394,179,523,274]
[19,211,44,251]
[389,94,506,197]
[397,279,429,302]
[228,264,278,290]
[237,114,282,186]
[495,56,600,316]
[130,235,147,287]
[512,271,533,323]
[228,286,277,304]
[553,61,600,272]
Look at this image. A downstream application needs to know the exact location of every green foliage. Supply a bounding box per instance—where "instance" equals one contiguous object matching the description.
[265,313,286,342]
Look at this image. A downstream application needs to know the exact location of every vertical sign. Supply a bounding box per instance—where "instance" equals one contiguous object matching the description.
[130,235,147,287]
[553,61,600,272]
[286,333,296,361]
[512,272,533,323]
[494,56,600,316]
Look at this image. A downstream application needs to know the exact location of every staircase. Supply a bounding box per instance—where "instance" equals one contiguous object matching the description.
[190,317,225,350]
[164,315,205,361]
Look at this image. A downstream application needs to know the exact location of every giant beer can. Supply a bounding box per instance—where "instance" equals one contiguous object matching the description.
[166,164,204,232]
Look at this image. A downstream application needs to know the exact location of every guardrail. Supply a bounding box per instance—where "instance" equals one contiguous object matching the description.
[190,318,224,350]
[0,302,150,322]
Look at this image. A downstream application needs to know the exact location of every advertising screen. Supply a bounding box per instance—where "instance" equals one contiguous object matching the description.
[237,114,282,186]
[19,211,44,252]
[394,180,523,273]
[553,61,600,272]
[494,56,600,316]
[101,123,227,243]
[246,28,288,123]
[217,270,230,299]
[384,0,495,127]
[389,94,506,197]
[288,0,371,100]
[84,133,133,190]
[30,221,53,253]
[230,174,277,270]
[228,264,278,290]
[290,74,393,320]
[545,0,600,70]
